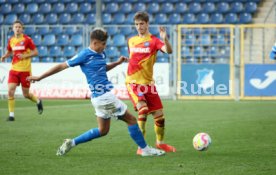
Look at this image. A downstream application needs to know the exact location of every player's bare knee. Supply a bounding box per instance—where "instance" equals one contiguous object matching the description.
[154,115,165,127]
[99,128,109,136]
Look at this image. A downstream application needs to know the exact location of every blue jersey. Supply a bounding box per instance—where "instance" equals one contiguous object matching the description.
[66,47,113,98]
[270,42,276,60]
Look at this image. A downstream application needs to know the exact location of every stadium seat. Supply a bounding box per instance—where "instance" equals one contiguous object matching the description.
[57,34,69,46]
[200,34,211,45]
[85,14,96,24]
[120,2,132,13]
[32,57,40,63]
[52,3,65,14]
[202,2,216,14]
[112,13,125,24]
[13,3,25,14]
[41,57,54,62]
[39,3,51,14]
[185,35,196,45]
[32,13,44,24]
[55,57,66,62]
[119,46,129,57]
[107,26,119,36]
[79,2,93,14]
[51,26,63,35]
[65,2,78,13]
[208,46,218,57]
[24,26,36,36]
[154,13,167,24]
[49,46,62,57]
[42,34,56,46]
[160,3,174,13]
[181,46,192,57]
[45,13,58,24]
[19,14,31,24]
[197,13,209,24]
[26,3,38,14]
[188,2,202,14]
[147,3,159,14]
[193,46,205,57]
[212,35,226,45]
[105,46,119,58]
[7,0,19,3]
[216,2,230,14]
[59,13,71,24]
[185,57,196,64]
[168,13,181,24]
[0,4,11,14]
[37,46,48,57]
[113,34,125,47]
[64,46,76,57]
[120,26,133,36]
[133,3,146,12]
[104,3,119,13]
[210,13,224,24]
[183,13,196,24]
[32,34,42,46]
[225,13,238,24]
[239,13,252,24]
[219,28,230,35]
[230,2,243,13]
[149,27,159,35]
[70,34,83,46]
[37,26,50,35]
[71,13,85,24]
[244,2,257,13]
[175,2,188,14]
[102,13,112,24]
[64,26,76,35]
[4,14,17,25]
[125,13,135,24]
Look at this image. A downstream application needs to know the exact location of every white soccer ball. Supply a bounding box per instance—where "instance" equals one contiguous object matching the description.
[193,132,212,151]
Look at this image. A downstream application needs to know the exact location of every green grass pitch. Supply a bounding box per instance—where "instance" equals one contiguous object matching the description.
[0,99,276,175]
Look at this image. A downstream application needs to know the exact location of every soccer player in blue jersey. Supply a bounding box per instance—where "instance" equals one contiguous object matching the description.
[270,42,276,60]
[27,28,165,157]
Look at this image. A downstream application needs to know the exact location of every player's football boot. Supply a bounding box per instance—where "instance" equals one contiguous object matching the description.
[56,139,73,156]
[156,143,176,152]
[37,99,43,114]
[6,116,15,121]
[141,146,165,157]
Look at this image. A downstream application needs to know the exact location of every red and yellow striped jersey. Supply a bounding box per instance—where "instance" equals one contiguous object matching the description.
[7,34,36,72]
[126,34,164,84]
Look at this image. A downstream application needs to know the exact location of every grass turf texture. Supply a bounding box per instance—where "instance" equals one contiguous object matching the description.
[0,99,275,175]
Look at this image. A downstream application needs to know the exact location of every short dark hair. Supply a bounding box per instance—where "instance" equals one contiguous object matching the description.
[13,20,24,28]
[134,11,149,22]
[90,28,108,42]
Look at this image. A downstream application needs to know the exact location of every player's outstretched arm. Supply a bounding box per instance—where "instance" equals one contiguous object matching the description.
[106,56,128,71]
[0,50,12,62]
[159,26,173,54]
[27,62,69,82]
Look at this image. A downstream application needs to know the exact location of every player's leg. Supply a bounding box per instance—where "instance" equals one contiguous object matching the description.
[7,83,17,121]
[20,72,43,114]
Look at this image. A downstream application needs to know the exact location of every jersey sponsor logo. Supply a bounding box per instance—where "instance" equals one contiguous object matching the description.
[129,47,150,53]
[144,42,150,47]
[12,46,25,51]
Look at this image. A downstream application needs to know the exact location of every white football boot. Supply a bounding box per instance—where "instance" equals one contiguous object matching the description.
[56,139,73,156]
[141,146,165,157]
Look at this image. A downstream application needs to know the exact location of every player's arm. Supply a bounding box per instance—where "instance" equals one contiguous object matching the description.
[0,50,12,62]
[17,48,39,60]
[159,27,173,54]
[106,56,128,71]
[27,62,69,82]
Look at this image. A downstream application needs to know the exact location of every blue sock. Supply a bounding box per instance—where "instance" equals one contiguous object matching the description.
[73,128,101,145]
[128,124,147,149]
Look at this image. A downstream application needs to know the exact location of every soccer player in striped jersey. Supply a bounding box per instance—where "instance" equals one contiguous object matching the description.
[0,20,43,121]
[126,11,176,154]
[27,28,165,157]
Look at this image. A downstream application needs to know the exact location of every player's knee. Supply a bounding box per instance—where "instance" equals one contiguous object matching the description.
[138,105,149,116]
[99,128,110,136]
[154,115,165,127]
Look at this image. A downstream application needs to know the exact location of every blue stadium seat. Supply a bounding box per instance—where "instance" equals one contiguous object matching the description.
[120,26,133,36]
[219,28,230,35]
[149,27,159,35]
[200,34,211,45]
[41,57,54,62]
[120,2,132,13]
[51,26,63,35]
[49,46,62,57]
[225,13,238,24]
[168,13,181,24]
[25,27,36,36]
[65,2,78,13]
[107,26,119,36]
[230,2,243,13]
[19,14,31,24]
[197,13,209,24]
[185,35,196,45]
[59,13,71,24]
[181,46,192,57]
[32,34,42,46]
[36,0,46,3]
[42,34,56,46]
[37,46,48,57]
[216,2,230,14]
[55,57,67,62]
[45,13,58,24]
[120,46,129,57]
[26,3,38,14]
[21,0,32,3]
[105,46,119,58]
[183,13,196,24]
[185,58,197,64]
[104,3,119,13]
[0,4,12,14]
[113,34,125,47]
[210,13,224,24]
[85,14,96,24]
[192,28,202,35]
[70,34,83,46]
[64,26,76,35]
[188,2,202,14]
[160,3,174,13]
[102,13,112,24]
[208,46,218,57]
[175,2,188,14]
[37,26,50,35]
[7,0,19,3]
[32,57,40,63]
[71,13,85,24]
[13,3,25,14]
[239,13,252,24]
[52,3,65,14]
[154,13,167,24]
[39,3,51,14]
[57,34,69,46]
[133,3,146,12]
[212,35,226,45]
[202,2,216,14]
[147,3,159,14]
[64,46,76,57]
[32,13,44,24]
[193,46,206,57]
[125,13,135,24]
[4,14,17,25]
[244,2,257,13]
[79,2,93,14]
[112,13,125,24]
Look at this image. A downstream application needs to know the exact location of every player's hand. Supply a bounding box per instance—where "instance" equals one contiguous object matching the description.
[159,26,167,40]
[117,56,129,64]
[16,53,26,59]
[26,76,41,83]
[0,56,5,62]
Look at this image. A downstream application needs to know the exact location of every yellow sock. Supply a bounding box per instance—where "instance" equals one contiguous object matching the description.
[8,97,15,116]
[137,115,147,137]
[154,125,165,143]
[28,93,38,103]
